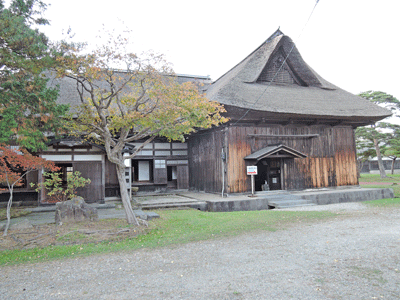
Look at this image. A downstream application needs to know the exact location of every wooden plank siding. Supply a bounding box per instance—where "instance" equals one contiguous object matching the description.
[226,126,252,193]
[188,124,358,193]
[74,161,104,202]
[177,165,189,189]
[333,126,358,186]
[187,129,225,192]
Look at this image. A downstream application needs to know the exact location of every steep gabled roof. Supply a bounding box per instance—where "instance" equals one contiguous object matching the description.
[206,29,391,124]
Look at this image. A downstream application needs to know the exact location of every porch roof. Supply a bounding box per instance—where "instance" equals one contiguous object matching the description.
[244,144,307,161]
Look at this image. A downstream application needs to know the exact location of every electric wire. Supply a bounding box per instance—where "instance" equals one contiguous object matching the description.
[232,0,320,125]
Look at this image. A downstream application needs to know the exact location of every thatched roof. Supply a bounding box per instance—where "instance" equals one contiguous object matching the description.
[47,72,211,110]
[206,29,391,125]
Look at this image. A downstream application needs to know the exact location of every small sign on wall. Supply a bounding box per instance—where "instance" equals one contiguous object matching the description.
[247,166,258,175]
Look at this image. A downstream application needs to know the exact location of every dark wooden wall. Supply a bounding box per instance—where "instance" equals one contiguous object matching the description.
[177,166,189,189]
[188,124,358,193]
[188,129,225,192]
[74,162,104,202]
[105,159,118,186]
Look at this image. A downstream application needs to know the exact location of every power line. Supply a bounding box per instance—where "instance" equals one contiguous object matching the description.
[232,0,320,125]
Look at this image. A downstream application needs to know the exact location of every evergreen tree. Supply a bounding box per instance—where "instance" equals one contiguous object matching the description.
[356,91,400,178]
[0,0,68,151]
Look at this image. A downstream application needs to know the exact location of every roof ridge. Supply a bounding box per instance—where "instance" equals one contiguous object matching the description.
[265,27,284,43]
[210,29,285,85]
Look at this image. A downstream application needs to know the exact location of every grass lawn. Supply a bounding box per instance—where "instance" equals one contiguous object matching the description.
[359,173,400,183]
[359,173,400,197]
[0,208,336,266]
[363,198,400,207]
[359,173,400,205]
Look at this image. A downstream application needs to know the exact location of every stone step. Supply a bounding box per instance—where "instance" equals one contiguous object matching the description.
[140,201,207,210]
[255,190,288,196]
[269,202,316,209]
[266,194,315,209]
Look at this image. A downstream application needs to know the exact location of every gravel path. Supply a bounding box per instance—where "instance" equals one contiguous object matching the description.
[1,203,399,299]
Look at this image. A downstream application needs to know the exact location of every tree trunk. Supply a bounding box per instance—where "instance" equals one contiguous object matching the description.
[3,189,13,236]
[116,163,139,225]
[373,138,387,178]
[357,159,364,178]
[391,157,396,175]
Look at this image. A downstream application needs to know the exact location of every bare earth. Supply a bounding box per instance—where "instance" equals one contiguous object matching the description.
[1,203,400,300]
[0,219,146,251]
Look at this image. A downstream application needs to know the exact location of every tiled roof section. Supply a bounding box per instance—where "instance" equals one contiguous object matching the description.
[206,30,391,122]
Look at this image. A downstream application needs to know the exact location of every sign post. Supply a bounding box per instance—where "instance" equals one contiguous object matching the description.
[247,166,258,197]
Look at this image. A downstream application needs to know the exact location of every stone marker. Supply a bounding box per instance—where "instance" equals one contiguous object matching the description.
[55,197,98,224]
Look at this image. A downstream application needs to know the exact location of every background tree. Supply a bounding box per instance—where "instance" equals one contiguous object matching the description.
[56,35,228,225]
[380,122,400,174]
[356,91,400,178]
[355,127,378,175]
[0,145,57,236]
[0,0,68,151]
[355,125,390,178]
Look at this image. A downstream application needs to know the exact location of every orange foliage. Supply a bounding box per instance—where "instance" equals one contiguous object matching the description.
[0,145,58,191]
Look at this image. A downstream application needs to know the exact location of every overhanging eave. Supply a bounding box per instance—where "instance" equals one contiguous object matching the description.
[244,144,307,161]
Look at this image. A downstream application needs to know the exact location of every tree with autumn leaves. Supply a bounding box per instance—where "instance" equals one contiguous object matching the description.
[55,35,228,225]
[0,145,57,236]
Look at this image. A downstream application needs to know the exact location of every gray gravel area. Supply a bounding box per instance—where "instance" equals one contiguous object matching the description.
[1,203,399,299]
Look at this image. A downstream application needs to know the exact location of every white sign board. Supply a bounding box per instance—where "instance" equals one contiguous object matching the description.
[247,166,258,175]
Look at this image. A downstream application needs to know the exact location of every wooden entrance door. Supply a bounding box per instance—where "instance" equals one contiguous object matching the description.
[267,158,281,190]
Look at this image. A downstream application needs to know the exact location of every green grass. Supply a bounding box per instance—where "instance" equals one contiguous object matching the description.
[359,173,400,183]
[363,198,400,207]
[359,173,400,197]
[0,209,336,266]
[359,174,400,206]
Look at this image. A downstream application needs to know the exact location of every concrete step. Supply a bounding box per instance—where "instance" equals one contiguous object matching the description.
[255,190,288,196]
[28,203,116,212]
[269,202,316,209]
[266,194,315,209]
[140,201,207,210]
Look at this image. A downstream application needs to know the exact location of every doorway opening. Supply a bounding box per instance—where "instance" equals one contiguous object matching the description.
[167,166,177,188]
[255,158,282,191]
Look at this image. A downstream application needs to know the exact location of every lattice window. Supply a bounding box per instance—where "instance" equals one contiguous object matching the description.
[257,49,306,86]
[258,53,296,84]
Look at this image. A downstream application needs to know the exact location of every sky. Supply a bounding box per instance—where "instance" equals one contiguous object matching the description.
[39,0,399,101]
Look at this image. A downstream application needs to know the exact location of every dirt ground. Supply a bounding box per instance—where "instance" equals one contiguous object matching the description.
[1,203,399,300]
[359,181,394,185]
[0,218,147,251]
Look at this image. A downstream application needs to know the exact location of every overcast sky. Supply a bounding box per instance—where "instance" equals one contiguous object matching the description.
[41,0,399,101]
